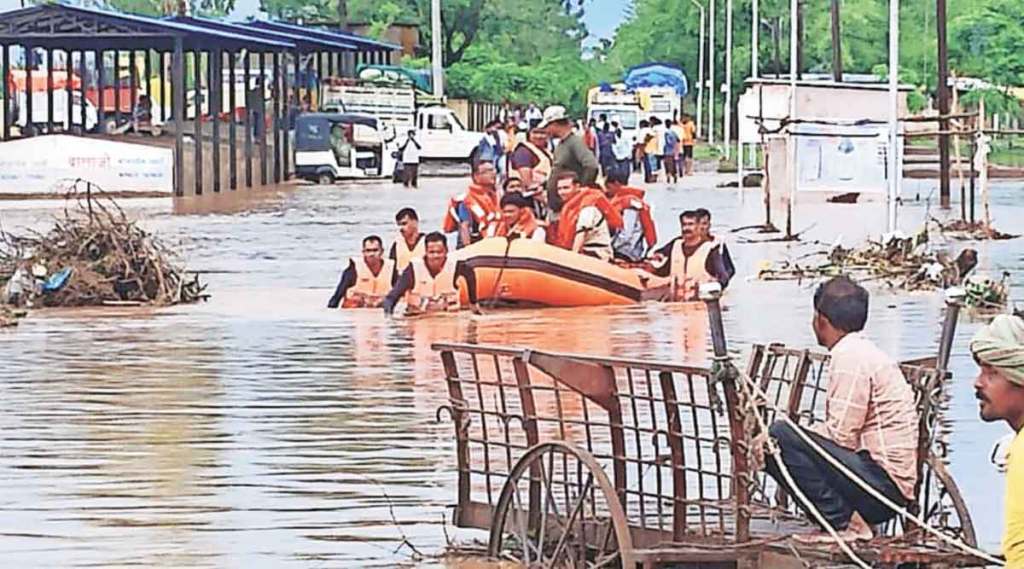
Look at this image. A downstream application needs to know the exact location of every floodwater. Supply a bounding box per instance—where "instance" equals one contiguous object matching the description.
[1,174,1021,567]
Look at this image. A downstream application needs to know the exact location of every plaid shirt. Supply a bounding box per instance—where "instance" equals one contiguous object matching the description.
[818,333,919,500]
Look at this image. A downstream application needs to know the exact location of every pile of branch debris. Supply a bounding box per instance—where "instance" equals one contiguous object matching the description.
[757,228,981,293]
[936,218,1018,241]
[1,188,206,308]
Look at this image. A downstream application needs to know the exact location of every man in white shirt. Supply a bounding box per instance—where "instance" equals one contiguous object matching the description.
[399,130,421,188]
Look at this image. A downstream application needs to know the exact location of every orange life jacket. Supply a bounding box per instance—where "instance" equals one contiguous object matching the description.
[609,185,658,247]
[342,257,394,308]
[555,188,624,249]
[508,141,552,188]
[496,208,541,239]
[392,233,425,274]
[405,257,460,314]
[669,239,715,301]
[442,185,501,237]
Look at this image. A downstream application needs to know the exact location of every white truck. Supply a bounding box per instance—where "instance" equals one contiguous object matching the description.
[587,83,682,138]
[322,84,483,162]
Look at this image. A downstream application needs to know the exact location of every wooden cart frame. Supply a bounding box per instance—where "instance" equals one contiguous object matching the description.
[433,298,984,567]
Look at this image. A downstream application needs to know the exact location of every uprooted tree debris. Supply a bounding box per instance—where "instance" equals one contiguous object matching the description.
[758,228,985,293]
[1,183,206,308]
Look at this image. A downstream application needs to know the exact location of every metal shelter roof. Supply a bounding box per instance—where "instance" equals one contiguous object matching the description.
[169,15,358,52]
[0,3,294,51]
[247,20,401,52]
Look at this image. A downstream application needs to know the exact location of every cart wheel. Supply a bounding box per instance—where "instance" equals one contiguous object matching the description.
[488,441,634,568]
[317,172,334,185]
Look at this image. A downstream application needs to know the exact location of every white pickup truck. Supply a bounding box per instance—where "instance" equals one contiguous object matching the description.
[322,84,483,162]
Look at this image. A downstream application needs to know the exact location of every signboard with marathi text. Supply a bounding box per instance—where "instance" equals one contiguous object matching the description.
[0,135,172,196]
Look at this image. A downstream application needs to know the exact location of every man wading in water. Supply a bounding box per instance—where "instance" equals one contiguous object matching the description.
[970,313,1024,565]
[764,276,917,543]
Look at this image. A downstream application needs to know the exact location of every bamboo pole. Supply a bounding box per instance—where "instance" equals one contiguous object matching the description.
[978,97,991,229]
[951,77,965,220]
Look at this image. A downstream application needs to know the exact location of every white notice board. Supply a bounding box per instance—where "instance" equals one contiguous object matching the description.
[792,123,890,194]
[0,135,173,195]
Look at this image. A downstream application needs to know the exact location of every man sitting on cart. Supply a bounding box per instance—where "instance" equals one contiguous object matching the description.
[765,276,918,542]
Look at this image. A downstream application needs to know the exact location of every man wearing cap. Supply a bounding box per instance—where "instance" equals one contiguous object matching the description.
[541,105,599,221]
[971,313,1024,565]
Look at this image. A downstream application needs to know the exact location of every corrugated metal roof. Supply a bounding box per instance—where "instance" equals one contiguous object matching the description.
[248,20,401,51]
[172,16,357,51]
[0,3,295,50]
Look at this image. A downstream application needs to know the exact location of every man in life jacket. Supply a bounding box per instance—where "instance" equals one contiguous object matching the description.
[695,207,736,278]
[443,161,501,249]
[508,127,552,194]
[327,235,395,309]
[496,192,545,241]
[651,210,735,301]
[388,207,425,282]
[553,172,623,261]
[605,171,658,262]
[382,232,478,316]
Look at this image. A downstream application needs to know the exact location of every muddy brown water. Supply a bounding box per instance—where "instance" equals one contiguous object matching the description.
[1,175,1021,566]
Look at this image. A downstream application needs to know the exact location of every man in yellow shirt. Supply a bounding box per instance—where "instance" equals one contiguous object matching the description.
[971,313,1024,566]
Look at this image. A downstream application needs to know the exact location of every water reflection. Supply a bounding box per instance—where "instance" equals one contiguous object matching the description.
[0,176,1021,565]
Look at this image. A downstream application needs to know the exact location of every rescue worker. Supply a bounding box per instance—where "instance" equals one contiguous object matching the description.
[443,161,501,248]
[764,277,918,542]
[496,192,544,241]
[327,235,395,309]
[388,207,425,281]
[970,313,1024,565]
[695,208,736,280]
[651,210,735,301]
[509,127,553,194]
[541,106,599,220]
[382,232,478,316]
[553,172,623,261]
[605,171,658,262]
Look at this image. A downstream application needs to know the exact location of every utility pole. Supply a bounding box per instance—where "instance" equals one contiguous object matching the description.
[773,17,782,78]
[787,0,798,238]
[751,0,758,78]
[830,0,842,82]
[691,0,706,139]
[724,0,732,159]
[937,0,951,208]
[795,0,804,80]
[887,0,900,232]
[708,0,716,147]
[431,0,443,98]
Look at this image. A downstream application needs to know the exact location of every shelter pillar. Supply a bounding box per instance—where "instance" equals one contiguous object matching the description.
[1,44,8,140]
[172,38,185,198]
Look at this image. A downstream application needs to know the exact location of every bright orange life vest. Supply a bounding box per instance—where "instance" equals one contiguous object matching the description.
[555,188,624,249]
[496,208,541,239]
[442,185,501,237]
[609,185,658,248]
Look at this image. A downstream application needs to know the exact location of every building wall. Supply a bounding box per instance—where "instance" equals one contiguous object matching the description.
[347,23,420,57]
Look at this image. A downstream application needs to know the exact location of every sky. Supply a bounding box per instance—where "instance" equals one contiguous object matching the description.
[0,0,630,43]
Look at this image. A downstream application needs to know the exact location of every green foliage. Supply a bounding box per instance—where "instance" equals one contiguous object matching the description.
[961,88,1023,119]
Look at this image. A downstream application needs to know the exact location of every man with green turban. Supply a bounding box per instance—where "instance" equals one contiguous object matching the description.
[971,313,1024,566]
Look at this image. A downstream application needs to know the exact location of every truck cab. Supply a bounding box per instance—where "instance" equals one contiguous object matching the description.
[415,106,480,161]
[322,83,483,162]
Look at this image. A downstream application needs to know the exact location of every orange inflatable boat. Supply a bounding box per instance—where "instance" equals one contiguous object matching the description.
[455,237,669,307]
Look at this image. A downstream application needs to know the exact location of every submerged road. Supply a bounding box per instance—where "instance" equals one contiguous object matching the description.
[0,174,1020,566]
